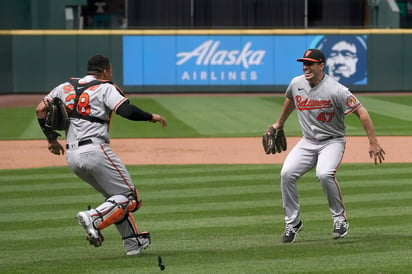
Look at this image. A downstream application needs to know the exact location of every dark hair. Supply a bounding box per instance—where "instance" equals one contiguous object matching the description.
[87,54,111,74]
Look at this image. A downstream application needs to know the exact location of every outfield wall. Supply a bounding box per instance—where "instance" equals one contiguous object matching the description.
[1,29,412,94]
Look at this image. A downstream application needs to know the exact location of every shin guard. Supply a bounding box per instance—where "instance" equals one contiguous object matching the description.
[92,195,130,231]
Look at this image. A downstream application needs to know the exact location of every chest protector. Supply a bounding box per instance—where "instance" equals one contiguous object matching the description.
[68,78,108,124]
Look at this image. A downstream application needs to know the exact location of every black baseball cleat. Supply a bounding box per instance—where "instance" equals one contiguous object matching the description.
[282,221,303,243]
[333,220,349,239]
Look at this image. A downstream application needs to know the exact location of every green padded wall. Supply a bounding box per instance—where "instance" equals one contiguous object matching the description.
[2,30,412,94]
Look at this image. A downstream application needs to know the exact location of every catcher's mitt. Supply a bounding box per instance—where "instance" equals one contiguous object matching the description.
[44,98,69,131]
[262,126,287,154]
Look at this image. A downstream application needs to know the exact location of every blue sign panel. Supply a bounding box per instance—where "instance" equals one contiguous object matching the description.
[123,35,367,86]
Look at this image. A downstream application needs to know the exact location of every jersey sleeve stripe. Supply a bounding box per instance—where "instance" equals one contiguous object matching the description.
[344,103,361,116]
[113,97,128,112]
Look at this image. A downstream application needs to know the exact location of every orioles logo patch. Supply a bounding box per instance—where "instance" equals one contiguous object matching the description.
[346,95,359,107]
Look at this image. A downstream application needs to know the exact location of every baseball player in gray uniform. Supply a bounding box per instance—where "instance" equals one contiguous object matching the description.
[36,54,167,255]
[268,49,385,243]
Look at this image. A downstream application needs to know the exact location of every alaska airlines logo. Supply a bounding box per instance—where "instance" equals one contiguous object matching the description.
[176,40,266,69]
[296,95,332,110]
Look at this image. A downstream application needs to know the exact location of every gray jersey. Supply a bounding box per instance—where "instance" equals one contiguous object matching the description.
[45,75,127,144]
[286,74,361,140]
[44,75,146,253]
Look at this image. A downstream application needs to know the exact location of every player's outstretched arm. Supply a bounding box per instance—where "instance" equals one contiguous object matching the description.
[272,97,295,129]
[353,105,385,164]
[116,101,167,128]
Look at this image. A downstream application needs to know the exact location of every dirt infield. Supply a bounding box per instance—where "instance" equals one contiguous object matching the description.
[0,94,410,169]
[0,136,410,170]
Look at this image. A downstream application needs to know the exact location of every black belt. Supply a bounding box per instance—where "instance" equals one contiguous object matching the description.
[319,136,343,142]
[66,139,93,149]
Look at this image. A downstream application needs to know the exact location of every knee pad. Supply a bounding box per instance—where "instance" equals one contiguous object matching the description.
[127,189,143,213]
[95,201,125,230]
[93,195,129,230]
[93,192,142,231]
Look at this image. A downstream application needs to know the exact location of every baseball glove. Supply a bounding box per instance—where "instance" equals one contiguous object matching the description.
[262,126,287,154]
[44,97,69,131]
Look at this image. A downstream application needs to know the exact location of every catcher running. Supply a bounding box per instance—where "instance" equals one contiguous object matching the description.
[36,54,167,255]
[264,48,385,243]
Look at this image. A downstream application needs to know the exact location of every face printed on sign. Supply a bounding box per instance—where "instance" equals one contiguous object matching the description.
[326,41,358,80]
[315,35,367,85]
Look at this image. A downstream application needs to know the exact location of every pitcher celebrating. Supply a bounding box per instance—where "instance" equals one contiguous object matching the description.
[267,49,385,243]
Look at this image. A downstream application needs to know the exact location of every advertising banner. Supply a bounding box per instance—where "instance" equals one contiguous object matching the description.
[123,35,367,86]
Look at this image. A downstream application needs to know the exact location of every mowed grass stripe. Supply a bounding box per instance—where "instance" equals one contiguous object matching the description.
[358,96,412,122]
[192,249,412,274]
[1,165,409,213]
[152,96,284,136]
[2,164,410,215]
[1,94,412,140]
[2,168,409,193]
[2,212,408,243]
[4,195,410,227]
[0,106,38,140]
[19,115,42,139]
[3,211,408,245]
[134,163,407,176]
[0,181,89,193]
[128,164,279,178]
[0,194,101,208]
[2,163,408,187]
[5,230,409,273]
[1,163,411,273]
[4,235,409,274]
[0,169,76,182]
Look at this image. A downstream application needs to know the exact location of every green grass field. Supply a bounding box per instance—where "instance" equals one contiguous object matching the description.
[0,164,411,273]
[1,94,412,140]
[0,94,411,273]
